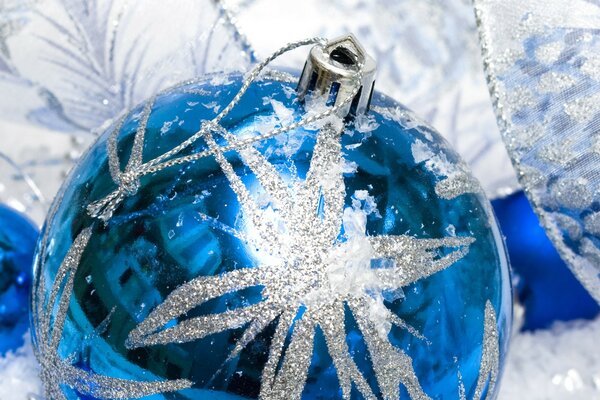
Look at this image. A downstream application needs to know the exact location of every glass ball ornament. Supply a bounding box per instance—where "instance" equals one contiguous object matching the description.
[0,204,38,355]
[32,38,511,400]
[492,191,599,331]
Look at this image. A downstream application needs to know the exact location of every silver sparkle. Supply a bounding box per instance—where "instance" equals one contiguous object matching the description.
[581,55,600,82]
[538,72,577,93]
[564,93,600,124]
[581,238,600,266]
[553,213,583,241]
[436,172,482,200]
[537,139,577,167]
[473,301,500,400]
[458,368,467,400]
[550,179,593,210]
[584,212,600,236]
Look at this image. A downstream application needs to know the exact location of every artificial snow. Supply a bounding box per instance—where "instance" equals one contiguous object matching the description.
[0,334,43,400]
[411,138,456,179]
[498,316,600,400]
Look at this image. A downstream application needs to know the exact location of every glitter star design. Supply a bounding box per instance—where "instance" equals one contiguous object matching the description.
[127,120,475,399]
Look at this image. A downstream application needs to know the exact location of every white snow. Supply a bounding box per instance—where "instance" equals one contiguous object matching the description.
[160,116,180,135]
[498,317,600,400]
[411,138,458,178]
[0,334,43,400]
[325,191,392,339]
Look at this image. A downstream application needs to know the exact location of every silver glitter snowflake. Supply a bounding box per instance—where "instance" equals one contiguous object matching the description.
[123,118,475,399]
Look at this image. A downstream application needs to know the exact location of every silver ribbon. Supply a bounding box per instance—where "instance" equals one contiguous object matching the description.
[474,0,600,303]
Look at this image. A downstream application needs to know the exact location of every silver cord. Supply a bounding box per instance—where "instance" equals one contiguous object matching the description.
[88,37,365,221]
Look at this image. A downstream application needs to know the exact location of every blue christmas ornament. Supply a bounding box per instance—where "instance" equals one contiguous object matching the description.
[492,191,599,331]
[32,36,511,400]
[0,204,38,355]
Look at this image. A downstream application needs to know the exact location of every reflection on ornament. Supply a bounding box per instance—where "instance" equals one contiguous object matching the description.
[0,204,38,355]
[32,37,511,399]
[492,191,599,331]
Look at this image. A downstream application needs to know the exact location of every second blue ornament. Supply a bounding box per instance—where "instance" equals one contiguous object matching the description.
[492,191,599,330]
[0,204,38,355]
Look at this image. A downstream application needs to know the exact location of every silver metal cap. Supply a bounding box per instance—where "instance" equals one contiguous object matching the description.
[297,34,377,118]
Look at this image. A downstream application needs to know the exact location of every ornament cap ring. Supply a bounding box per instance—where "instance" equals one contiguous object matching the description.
[297,34,377,117]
